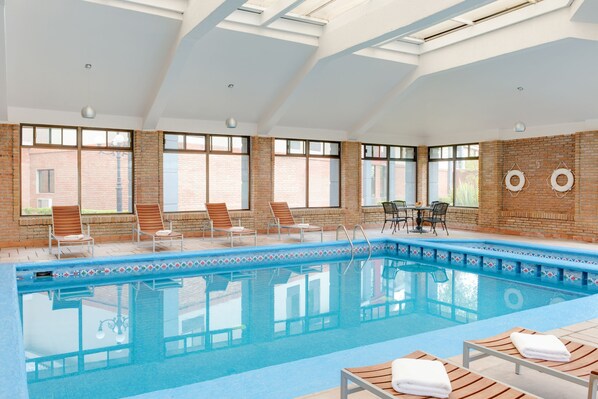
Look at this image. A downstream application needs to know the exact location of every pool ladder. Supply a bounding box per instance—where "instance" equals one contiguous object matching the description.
[336,224,372,273]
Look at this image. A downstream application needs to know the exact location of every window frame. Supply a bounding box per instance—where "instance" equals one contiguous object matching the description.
[162,132,251,212]
[274,138,341,209]
[20,124,135,216]
[36,169,55,194]
[361,143,418,207]
[427,143,479,208]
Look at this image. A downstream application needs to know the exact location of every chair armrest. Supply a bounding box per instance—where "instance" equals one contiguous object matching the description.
[83,224,90,236]
[236,218,242,226]
[301,217,305,223]
[168,220,173,230]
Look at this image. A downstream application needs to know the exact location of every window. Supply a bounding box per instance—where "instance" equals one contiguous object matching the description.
[274,139,340,208]
[428,143,479,207]
[163,133,249,212]
[20,125,133,215]
[36,169,54,193]
[361,144,417,206]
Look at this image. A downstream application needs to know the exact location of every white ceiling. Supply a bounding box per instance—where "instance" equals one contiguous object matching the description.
[3,0,598,145]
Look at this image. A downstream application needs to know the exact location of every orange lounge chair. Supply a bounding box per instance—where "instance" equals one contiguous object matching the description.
[205,202,257,247]
[49,205,94,259]
[341,350,538,398]
[267,201,323,242]
[463,327,598,394]
[134,204,183,252]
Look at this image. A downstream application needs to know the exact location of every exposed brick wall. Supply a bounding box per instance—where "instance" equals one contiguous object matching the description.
[478,140,502,229]
[0,126,20,244]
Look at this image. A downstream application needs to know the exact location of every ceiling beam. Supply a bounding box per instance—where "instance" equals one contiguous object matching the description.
[348,8,598,137]
[261,0,305,26]
[257,0,494,135]
[0,1,8,122]
[142,0,246,130]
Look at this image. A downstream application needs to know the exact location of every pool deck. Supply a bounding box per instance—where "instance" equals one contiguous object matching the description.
[3,228,598,399]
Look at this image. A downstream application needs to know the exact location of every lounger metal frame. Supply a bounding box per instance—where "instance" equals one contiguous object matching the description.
[267,202,323,243]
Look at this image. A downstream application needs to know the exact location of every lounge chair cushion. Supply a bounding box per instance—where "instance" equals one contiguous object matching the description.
[391,358,451,398]
[511,332,571,362]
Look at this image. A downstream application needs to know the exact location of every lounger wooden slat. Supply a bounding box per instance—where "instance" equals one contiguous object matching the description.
[463,327,598,389]
[341,350,538,399]
[205,203,257,247]
[49,205,94,259]
[134,204,183,252]
[267,201,323,243]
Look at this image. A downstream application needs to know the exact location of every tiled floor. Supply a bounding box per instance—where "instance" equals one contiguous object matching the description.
[299,319,598,399]
[1,226,598,263]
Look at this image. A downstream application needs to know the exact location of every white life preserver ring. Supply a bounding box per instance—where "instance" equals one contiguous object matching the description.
[505,170,525,192]
[504,288,523,310]
[550,168,574,192]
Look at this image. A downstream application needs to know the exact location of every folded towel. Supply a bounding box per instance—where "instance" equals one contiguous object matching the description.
[510,332,571,362]
[230,226,245,232]
[155,230,172,236]
[391,358,451,398]
[64,234,85,240]
[296,223,310,228]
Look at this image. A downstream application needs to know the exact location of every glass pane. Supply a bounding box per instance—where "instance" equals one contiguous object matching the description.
[389,160,416,205]
[63,129,77,146]
[389,146,400,159]
[186,135,205,151]
[208,155,249,209]
[309,141,324,155]
[163,153,207,211]
[441,146,453,159]
[211,136,230,152]
[469,144,479,157]
[35,127,50,144]
[309,158,339,207]
[456,145,468,158]
[429,147,441,159]
[231,137,248,154]
[108,132,131,148]
[82,130,107,147]
[362,159,387,206]
[21,147,78,215]
[378,146,387,158]
[50,128,62,145]
[428,161,453,205]
[81,151,133,213]
[288,140,304,155]
[325,142,339,156]
[274,156,306,208]
[275,139,287,155]
[22,127,34,145]
[455,159,479,207]
[165,134,184,150]
[402,147,415,159]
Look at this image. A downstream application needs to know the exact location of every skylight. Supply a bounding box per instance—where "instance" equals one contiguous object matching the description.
[242,0,368,24]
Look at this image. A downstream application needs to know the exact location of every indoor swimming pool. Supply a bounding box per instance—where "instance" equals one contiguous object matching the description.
[20,256,591,399]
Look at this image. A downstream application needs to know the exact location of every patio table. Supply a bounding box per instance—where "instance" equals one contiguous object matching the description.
[402,206,432,233]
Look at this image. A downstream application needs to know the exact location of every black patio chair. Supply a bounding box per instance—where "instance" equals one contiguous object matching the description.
[422,202,449,235]
[381,202,409,234]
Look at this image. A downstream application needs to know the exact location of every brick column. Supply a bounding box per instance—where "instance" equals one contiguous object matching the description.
[416,145,427,203]
[0,125,21,245]
[341,141,361,226]
[251,136,274,232]
[134,131,161,205]
[576,131,598,223]
[478,140,502,228]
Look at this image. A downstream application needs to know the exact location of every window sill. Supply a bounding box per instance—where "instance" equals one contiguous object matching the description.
[19,214,136,226]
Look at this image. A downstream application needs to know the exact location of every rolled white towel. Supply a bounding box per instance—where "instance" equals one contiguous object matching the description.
[64,234,85,240]
[230,226,245,232]
[155,229,172,236]
[296,223,310,228]
[510,332,571,362]
[391,358,451,398]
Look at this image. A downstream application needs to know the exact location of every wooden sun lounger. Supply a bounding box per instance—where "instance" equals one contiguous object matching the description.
[134,204,183,252]
[49,205,94,259]
[463,327,598,392]
[341,350,538,398]
[267,201,323,242]
[205,203,257,247]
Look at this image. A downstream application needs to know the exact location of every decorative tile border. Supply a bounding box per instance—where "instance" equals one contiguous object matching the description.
[520,263,539,279]
[436,250,449,264]
[466,255,481,269]
[409,246,422,259]
[468,245,598,266]
[450,252,465,267]
[398,244,409,256]
[540,266,562,283]
[563,269,585,287]
[422,248,436,261]
[501,260,519,276]
[482,257,499,273]
[588,273,598,291]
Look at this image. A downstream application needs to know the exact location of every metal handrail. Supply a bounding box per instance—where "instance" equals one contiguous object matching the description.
[352,224,372,258]
[336,225,354,274]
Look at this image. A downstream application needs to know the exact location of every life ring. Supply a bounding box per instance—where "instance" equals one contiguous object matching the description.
[504,288,523,310]
[505,170,525,192]
[550,168,574,192]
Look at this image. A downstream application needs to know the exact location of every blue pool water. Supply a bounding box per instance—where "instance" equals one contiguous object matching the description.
[19,257,590,399]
